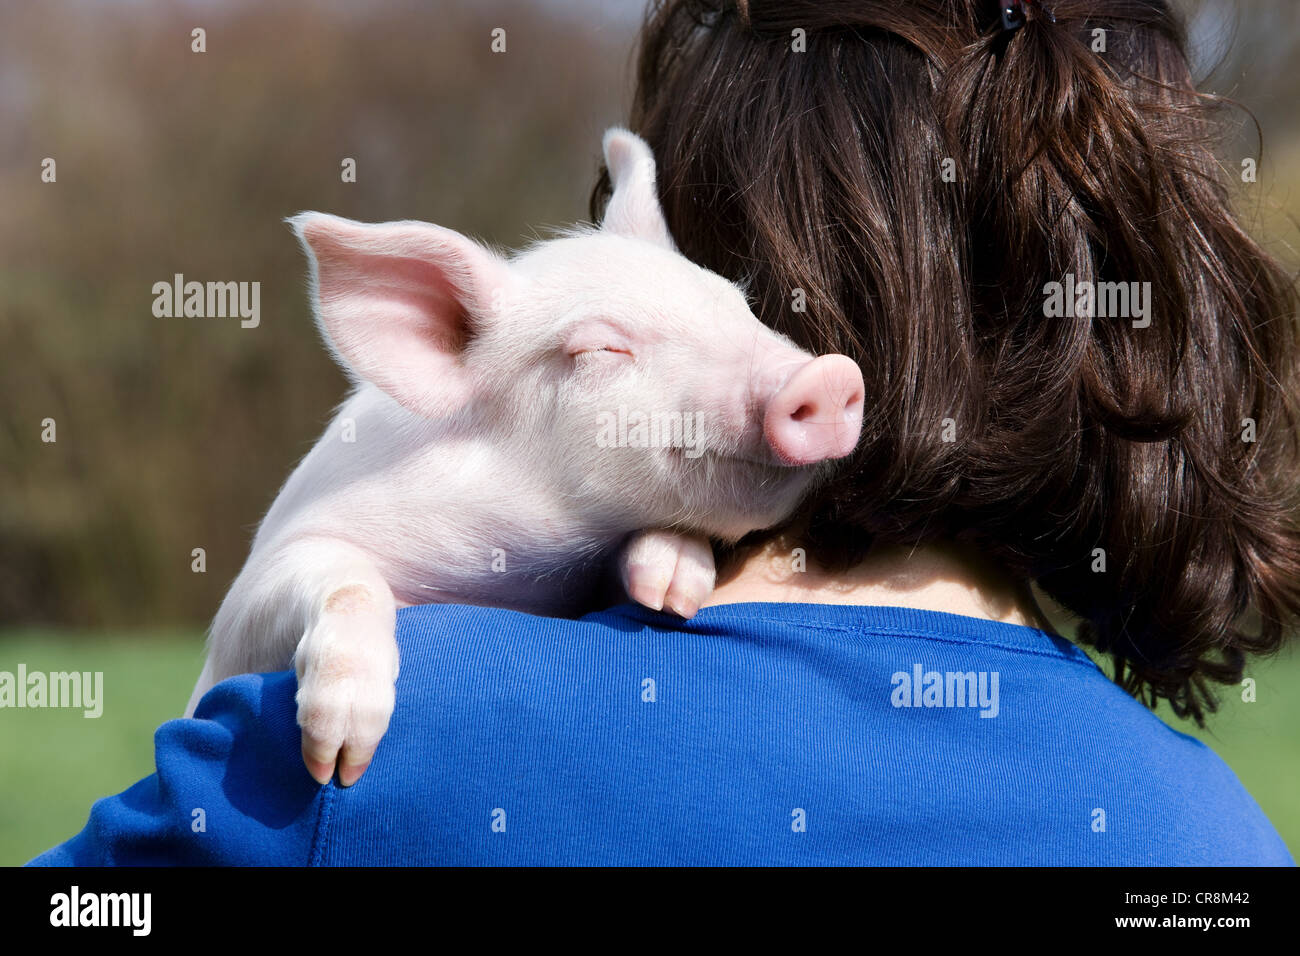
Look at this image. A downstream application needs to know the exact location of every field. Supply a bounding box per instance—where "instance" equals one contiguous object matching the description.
[2,628,1296,866]
[1,632,202,866]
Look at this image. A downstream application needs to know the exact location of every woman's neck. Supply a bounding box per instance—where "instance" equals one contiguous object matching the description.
[704,538,1055,632]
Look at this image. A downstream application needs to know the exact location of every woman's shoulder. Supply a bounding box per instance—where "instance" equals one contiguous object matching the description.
[383,600,1292,866]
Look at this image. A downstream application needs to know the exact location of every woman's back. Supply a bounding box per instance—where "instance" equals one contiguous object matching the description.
[30,602,1291,866]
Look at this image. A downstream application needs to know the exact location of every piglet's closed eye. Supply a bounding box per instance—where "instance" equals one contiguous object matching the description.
[564,319,636,358]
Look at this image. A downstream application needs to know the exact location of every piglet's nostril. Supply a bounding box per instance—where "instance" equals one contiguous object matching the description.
[762,354,865,466]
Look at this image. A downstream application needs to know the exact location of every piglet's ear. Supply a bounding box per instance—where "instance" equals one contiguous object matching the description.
[288,213,514,419]
[600,128,677,250]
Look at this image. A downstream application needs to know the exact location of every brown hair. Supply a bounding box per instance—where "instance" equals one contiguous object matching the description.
[592,0,1300,723]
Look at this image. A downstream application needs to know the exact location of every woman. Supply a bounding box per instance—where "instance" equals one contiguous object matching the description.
[30,0,1296,865]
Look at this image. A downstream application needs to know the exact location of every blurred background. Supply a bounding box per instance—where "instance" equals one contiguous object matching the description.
[1,0,1297,865]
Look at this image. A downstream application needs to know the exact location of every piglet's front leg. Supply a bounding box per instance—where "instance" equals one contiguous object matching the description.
[280,539,401,787]
[619,529,717,619]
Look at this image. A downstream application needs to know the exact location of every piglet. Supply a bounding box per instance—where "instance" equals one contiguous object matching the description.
[185,129,865,786]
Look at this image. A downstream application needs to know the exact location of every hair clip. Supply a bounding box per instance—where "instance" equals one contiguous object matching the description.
[1001,0,1056,32]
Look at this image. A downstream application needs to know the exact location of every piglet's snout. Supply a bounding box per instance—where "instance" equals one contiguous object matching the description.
[762,354,865,466]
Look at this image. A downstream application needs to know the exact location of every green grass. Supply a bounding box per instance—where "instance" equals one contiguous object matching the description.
[0,631,204,866]
[1,629,1296,865]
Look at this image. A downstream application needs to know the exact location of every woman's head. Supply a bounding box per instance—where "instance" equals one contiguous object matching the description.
[593,0,1300,723]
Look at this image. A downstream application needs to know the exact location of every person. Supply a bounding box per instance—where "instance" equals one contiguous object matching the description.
[29,0,1298,866]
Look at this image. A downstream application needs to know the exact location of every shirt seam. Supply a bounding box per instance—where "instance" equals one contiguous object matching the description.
[725,616,1101,669]
[308,782,336,866]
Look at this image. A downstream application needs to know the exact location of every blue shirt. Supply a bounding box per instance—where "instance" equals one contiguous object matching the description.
[27,602,1293,866]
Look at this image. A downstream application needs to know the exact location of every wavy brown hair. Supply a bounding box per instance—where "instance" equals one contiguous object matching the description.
[592,0,1300,724]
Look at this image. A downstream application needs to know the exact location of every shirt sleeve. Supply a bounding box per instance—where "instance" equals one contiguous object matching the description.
[25,670,329,866]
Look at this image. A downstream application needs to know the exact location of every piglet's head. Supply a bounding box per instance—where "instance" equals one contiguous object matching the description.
[289,129,864,541]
